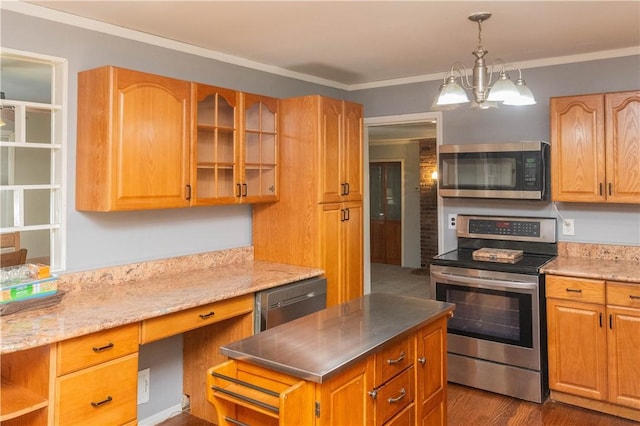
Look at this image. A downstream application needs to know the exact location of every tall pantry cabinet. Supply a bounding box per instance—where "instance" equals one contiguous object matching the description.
[253,95,364,307]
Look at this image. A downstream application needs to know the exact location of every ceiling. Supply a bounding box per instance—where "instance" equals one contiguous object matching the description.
[19,1,640,88]
[7,1,640,143]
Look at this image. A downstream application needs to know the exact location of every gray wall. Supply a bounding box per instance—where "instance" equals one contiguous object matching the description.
[352,55,640,251]
[2,7,639,421]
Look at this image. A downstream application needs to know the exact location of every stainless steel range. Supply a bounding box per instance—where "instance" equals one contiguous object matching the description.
[430,215,557,403]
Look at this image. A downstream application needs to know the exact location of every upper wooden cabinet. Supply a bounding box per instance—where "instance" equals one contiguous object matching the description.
[77,66,191,211]
[319,97,363,203]
[77,67,278,211]
[190,86,278,205]
[550,90,640,203]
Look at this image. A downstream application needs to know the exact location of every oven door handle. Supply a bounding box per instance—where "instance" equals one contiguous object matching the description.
[431,271,538,291]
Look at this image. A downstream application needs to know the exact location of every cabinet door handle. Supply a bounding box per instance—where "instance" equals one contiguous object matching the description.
[344,208,350,221]
[242,183,248,197]
[609,314,613,329]
[92,343,114,353]
[344,182,350,195]
[90,396,113,407]
[387,388,406,404]
[599,183,603,196]
[387,351,405,365]
[368,388,378,400]
[608,182,612,196]
[236,184,242,197]
[630,295,640,300]
[340,209,346,222]
[565,288,582,293]
[199,311,215,320]
[224,417,250,426]
[599,313,603,328]
[418,356,426,366]
[186,184,192,200]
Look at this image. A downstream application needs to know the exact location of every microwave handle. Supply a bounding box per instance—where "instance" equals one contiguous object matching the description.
[541,147,547,199]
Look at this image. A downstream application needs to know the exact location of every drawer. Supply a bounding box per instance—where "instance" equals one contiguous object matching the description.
[384,402,415,426]
[546,275,605,304]
[373,366,414,426]
[57,323,139,375]
[607,281,640,308]
[375,335,413,386]
[55,353,138,425]
[141,294,253,343]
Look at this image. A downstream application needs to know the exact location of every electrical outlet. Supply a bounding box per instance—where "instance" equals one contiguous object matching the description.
[138,368,150,404]
[562,219,575,236]
[448,214,457,230]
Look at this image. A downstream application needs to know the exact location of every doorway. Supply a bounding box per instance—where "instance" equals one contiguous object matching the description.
[370,161,402,265]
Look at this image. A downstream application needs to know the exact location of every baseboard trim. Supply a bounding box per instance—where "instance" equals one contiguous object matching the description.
[138,404,183,426]
[550,390,640,422]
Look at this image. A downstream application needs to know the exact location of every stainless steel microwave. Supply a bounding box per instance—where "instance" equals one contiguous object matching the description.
[438,141,550,200]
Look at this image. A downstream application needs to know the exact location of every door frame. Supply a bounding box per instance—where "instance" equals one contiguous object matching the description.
[363,112,443,295]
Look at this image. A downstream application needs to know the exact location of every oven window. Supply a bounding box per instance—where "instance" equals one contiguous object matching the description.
[436,283,533,348]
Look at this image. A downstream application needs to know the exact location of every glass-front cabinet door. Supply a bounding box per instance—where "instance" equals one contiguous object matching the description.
[241,93,278,203]
[191,84,239,205]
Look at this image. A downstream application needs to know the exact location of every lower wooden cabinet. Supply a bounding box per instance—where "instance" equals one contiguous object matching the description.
[546,275,640,421]
[207,320,448,426]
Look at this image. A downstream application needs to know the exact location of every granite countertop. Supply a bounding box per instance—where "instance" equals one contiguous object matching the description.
[1,247,323,354]
[221,293,455,383]
[541,242,640,283]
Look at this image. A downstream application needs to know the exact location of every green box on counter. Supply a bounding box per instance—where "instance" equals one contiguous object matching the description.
[0,275,58,304]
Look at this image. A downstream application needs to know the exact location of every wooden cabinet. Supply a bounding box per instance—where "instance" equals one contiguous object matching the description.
[550,90,640,203]
[54,323,139,425]
[190,86,278,205]
[0,345,51,425]
[253,95,364,307]
[77,66,278,211]
[606,282,640,410]
[546,275,640,421]
[416,315,448,425]
[77,66,191,211]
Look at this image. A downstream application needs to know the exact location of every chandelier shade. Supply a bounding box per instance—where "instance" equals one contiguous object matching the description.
[434,12,536,109]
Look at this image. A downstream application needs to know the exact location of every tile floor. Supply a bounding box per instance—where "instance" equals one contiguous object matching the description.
[370,262,431,299]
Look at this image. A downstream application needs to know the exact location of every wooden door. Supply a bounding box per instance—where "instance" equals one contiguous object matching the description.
[607,306,640,408]
[316,359,373,426]
[550,94,605,202]
[416,316,447,426]
[343,101,364,201]
[605,91,640,203]
[370,162,401,265]
[113,68,191,209]
[546,298,608,400]
[343,201,363,304]
[319,97,343,203]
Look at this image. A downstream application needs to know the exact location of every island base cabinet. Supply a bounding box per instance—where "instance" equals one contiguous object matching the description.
[416,316,448,426]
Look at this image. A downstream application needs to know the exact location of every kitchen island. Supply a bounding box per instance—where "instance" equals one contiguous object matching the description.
[207,293,455,426]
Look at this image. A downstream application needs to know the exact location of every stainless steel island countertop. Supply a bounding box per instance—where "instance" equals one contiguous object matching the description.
[220,293,455,383]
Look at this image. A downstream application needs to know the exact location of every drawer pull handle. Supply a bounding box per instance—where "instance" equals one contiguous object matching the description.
[418,356,426,366]
[387,351,405,365]
[92,343,114,353]
[225,416,250,426]
[565,288,582,293]
[211,385,279,414]
[199,311,215,319]
[387,388,406,404]
[630,295,640,300]
[90,396,113,407]
[368,389,378,400]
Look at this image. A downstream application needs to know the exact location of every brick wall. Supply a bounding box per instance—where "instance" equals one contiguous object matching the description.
[419,138,438,267]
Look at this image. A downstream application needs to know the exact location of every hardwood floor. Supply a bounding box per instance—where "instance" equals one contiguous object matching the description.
[448,383,639,426]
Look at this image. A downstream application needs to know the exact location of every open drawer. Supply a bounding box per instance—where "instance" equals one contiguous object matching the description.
[207,360,314,426]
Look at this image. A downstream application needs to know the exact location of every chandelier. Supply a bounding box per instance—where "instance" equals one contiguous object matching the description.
[434,12,536,109]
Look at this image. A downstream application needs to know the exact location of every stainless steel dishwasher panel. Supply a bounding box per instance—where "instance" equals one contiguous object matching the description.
[254,277,327,332]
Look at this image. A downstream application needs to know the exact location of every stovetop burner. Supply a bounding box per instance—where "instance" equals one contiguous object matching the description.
[432,249,555,275]
[432,215,558,275]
